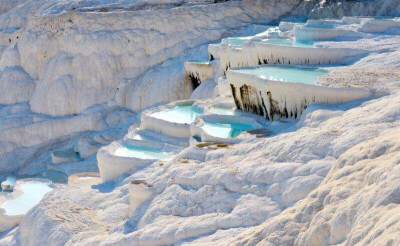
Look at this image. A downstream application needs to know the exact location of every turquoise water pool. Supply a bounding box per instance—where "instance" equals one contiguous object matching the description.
[0,170,67,195]
[2,182,53,216]
[151,105,203,124]
[234,66,328,84]
[115,145,171,160]
[261,38,313,48]
[201,121,255,139]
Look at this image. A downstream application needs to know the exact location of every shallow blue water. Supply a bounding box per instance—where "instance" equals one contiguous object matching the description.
[2,182,53,216]
[201,121,255,138]
[115,145,171,160]
[260,39,313,48]
[234,66,328,84]
[151,105,203,124]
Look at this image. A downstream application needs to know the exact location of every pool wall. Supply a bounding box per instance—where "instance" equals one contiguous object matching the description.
[97,140,170,182]
[227,69,371,121]
[219,42,367,72]
[140,100,202,139]
[294,27,366,42]
[190,114,263,143]
[0,179,53,233]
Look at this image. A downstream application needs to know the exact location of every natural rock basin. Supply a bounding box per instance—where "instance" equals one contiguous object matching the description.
[233,66,328,84]
[201,121,255,139]
[151,105,203,124]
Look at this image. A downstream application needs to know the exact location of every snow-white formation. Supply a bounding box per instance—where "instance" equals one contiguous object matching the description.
[0,178,53,233]
[0,0,299,116]
[140,100,202,139]
[190,114,263,143]
[227,68,372,120]
[129,180,154,217]
[218,41,367,72]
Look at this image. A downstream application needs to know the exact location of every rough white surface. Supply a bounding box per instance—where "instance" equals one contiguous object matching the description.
[1,0,298,116]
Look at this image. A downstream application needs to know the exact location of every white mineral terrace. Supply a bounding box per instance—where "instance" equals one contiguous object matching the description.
[140,100,203,139]
[227,66,372,120]
[97,140,173,182]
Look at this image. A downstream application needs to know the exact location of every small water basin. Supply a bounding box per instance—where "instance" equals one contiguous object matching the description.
[151,105,203,124]
[234,66,328,85]
[201,121,255,139]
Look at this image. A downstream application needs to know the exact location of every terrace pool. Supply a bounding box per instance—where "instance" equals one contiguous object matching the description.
[151,105,203,124]
[201,121,255,139]
[234,66,328,85]
[1,182,53,216]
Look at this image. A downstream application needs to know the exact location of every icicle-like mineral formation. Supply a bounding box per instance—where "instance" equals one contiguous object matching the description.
[219,41,367,72]
[227,69,371,121]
